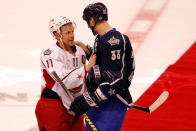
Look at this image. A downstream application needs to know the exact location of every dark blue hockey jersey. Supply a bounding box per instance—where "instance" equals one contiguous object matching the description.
[95,29,134,83]
[87,28,135,104]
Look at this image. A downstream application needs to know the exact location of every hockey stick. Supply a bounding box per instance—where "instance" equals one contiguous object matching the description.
[82,91,169,130]
[51,71,74,101]
[83,113,98,131]
[130,91,169,113]
[52,71,97,130]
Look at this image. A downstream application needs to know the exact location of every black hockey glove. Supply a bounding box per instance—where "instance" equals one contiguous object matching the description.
[69,91,102,115]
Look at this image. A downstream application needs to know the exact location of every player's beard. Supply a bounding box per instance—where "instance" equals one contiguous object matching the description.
[90,26,97,35]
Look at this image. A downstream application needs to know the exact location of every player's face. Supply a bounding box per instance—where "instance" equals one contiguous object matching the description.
[60,23,75,47]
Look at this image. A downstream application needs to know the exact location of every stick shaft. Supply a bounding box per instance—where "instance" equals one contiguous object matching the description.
[131,105,150,112]
[83,113,98,131]
[52,71,98,130]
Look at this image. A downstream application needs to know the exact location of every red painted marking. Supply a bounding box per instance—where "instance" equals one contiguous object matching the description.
[125,0,170,53]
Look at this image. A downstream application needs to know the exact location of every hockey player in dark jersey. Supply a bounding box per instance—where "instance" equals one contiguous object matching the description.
[70,2,135,130]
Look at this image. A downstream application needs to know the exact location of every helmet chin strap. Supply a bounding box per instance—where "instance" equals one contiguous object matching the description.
[59,36,65,49]
[59,34,67,52]
[59,34,69,60]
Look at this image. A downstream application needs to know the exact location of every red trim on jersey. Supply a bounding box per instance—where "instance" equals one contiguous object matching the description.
[43,69,55,89]
[83,66,87,82]
[69,84,83,93]
[62,68,78,81]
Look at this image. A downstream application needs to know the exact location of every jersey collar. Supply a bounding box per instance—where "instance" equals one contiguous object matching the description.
[97,28,116,40]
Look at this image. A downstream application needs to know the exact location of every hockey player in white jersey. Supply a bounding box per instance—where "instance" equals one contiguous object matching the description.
[35,16,96,131]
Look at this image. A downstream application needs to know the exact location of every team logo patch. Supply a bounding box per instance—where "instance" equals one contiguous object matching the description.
[44,49,52,55]
[108,36,120,46]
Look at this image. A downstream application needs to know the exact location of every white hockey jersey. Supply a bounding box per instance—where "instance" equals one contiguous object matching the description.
[40,43,87,110]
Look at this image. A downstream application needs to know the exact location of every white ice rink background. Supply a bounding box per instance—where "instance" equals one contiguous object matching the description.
[0,0,196,130]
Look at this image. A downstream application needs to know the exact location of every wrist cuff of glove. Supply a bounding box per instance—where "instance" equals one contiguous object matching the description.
[95,87,107,100]
[83,92,97,107]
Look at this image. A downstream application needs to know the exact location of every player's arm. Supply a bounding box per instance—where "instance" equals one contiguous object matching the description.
[69,78,131,115]
[75,41,93,60]
[124,35,135,86]
[75,41,90,54]
[69,80,130,115]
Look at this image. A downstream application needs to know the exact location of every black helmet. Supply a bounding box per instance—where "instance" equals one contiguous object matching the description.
[83,2,108,25]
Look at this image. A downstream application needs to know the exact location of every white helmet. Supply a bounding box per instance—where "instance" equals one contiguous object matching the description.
[49,16,76,38]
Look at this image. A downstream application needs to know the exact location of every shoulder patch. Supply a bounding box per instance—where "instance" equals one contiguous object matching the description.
[108,36,120,46]
[44,49,52,55]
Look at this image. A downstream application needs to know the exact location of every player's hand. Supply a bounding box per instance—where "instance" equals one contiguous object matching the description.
[70,91,101,115]
[69,95,91,115]
[74,41,90,54]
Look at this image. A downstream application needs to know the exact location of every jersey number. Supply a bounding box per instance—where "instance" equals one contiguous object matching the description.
[73,58,78,67]
[46,59,53,68]
[111,50,121,60]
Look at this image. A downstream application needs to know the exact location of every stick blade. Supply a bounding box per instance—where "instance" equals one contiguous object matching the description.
[149,91,169,113]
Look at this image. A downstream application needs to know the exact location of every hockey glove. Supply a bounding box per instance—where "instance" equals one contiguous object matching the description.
[69,91,102,115]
